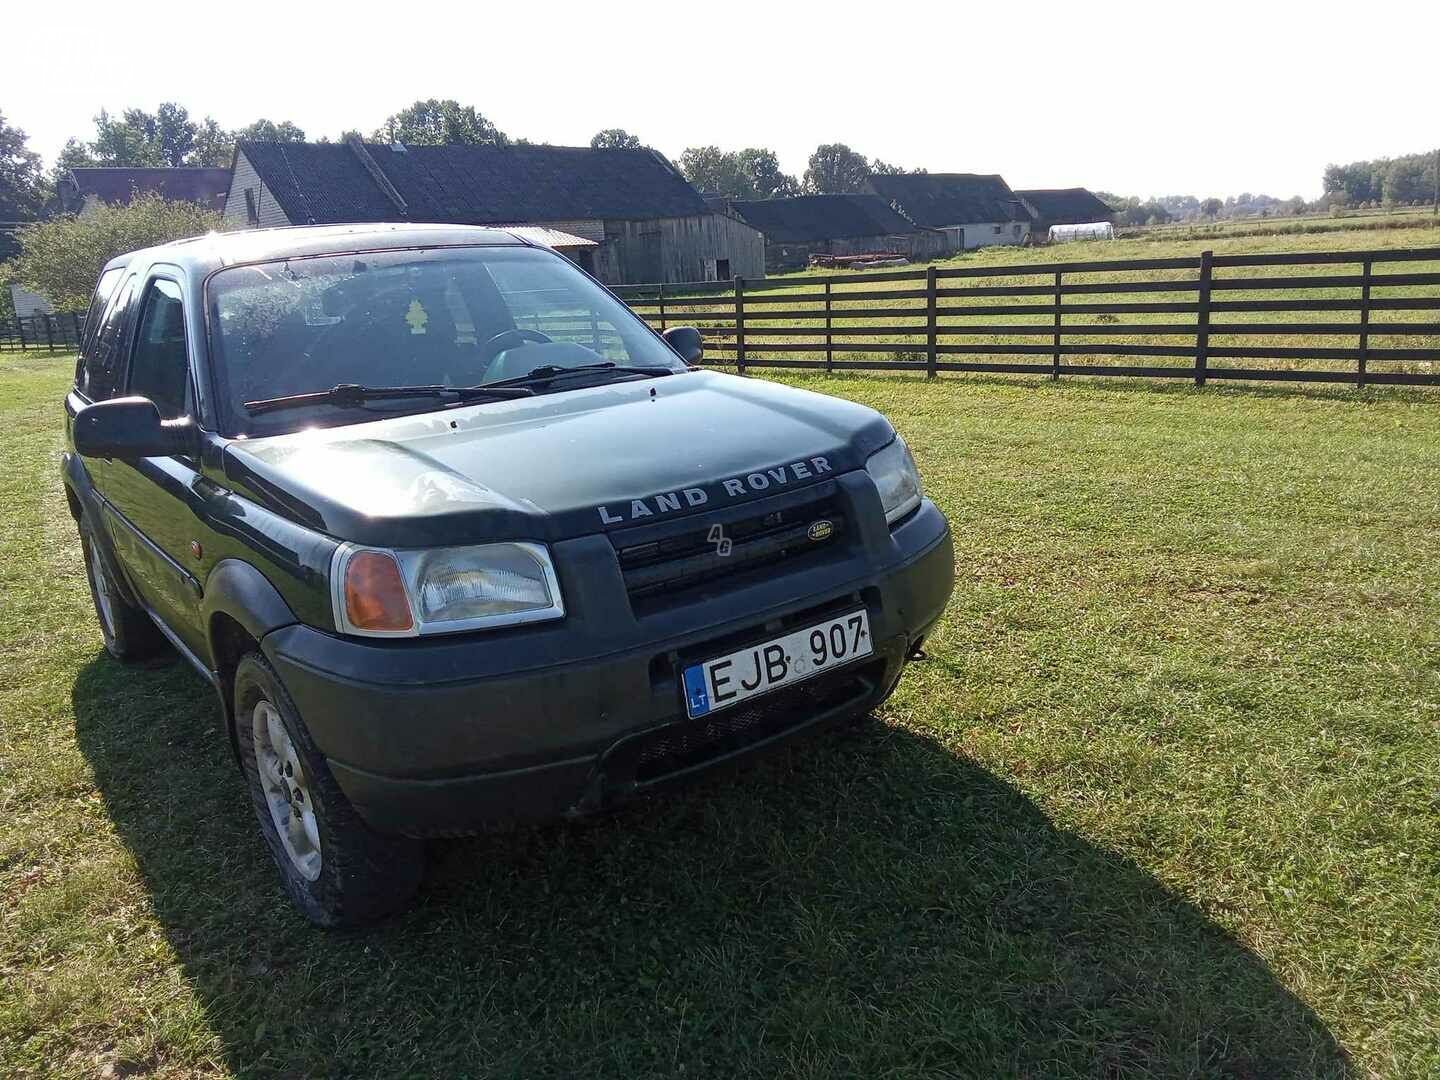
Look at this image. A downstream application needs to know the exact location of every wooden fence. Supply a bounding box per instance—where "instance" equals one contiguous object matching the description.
[612,247,1440,387]
[0,312,85,353]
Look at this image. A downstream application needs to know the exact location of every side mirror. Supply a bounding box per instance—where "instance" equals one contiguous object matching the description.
[73,397,196,460]
[662,325,703,365]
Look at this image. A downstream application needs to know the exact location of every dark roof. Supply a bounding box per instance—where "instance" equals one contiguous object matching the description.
[62,168,232,213]
[726,195,926,242]
[237,142,709,225]
[1015,188,1116,224]
[865,173,1027,226]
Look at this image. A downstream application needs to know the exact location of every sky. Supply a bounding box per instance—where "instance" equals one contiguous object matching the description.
[3,0,1435,201]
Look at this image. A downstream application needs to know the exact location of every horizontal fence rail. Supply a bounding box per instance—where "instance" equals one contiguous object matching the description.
[0,312,85,353]
[612,248,1440,388]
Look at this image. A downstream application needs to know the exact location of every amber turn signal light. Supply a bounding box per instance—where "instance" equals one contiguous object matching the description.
[344,550,413,632]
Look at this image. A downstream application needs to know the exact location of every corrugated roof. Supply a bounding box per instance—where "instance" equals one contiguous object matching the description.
[866,173,1028,227]
[63,168,232,213]
[238,142,709,225]
[726,194,926,242]
[1016,188,1116,225]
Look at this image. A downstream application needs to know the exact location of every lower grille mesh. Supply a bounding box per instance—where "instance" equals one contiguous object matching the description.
[619,660,883,784]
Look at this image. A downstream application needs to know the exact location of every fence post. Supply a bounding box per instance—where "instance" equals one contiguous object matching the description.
[43,314,56,352]
[1052,269,1063,380]
[925,265,938,377]
[658,282,666,331]
[824,281,833,373]
[19,316,29,352]
[734,276,746,374]
[72,311,83,348]
[1195,250,1213,387]
[1357,258,1372,389]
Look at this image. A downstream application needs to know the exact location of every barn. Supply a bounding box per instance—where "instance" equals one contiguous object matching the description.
[865,173,1031,251]
[223,140,764,285]
[55,167,233,216]
[1016,188,1117,236]
[721,194,947,271]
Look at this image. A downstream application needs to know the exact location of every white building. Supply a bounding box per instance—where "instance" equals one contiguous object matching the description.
[865,173,1032,251]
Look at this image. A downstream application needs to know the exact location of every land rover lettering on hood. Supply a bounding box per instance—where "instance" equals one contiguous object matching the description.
[62,224,954,926]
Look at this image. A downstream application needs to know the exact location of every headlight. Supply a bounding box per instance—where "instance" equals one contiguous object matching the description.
[332,541,564,637]
[865,436,923,525]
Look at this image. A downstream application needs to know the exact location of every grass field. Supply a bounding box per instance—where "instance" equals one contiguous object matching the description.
[2,326,1439,1074]
[1120,208,1440,244]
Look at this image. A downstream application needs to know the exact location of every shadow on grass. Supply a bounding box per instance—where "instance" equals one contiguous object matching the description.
[73,654,1350,1078]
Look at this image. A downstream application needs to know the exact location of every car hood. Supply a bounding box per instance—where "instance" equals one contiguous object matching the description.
[222,370,895,547]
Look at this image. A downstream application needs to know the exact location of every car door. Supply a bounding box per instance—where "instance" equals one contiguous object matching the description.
[96,272,210,658]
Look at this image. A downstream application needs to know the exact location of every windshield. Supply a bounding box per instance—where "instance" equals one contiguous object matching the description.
[206,245,684,435]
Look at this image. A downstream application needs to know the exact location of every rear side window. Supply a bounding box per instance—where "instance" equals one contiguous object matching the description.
[127,280,190,419]
[84,268,124,339]
[73,267,125,385]
[79,275,137,401]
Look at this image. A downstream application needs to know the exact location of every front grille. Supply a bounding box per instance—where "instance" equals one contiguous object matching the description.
[614,492,846,607]
[612,659,883,785]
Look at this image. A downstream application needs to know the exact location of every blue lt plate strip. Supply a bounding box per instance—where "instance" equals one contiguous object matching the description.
[683,664,710,717]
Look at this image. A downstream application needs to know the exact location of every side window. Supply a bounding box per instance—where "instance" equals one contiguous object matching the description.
[127,280,191,420]
[79,275,138,401]
[81,268,124,346]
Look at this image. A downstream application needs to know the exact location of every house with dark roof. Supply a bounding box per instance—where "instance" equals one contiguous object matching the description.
[722,194,947,271]
[1015,188,1116,236]
[56,168,233,216]
[864,173,1031,251]
[224,141,764,285]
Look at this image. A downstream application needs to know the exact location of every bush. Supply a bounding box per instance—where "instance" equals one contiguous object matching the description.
[10,193,220,311]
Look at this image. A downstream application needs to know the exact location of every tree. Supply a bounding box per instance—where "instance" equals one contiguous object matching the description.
[233,119,306,144]
[1381,157,1429,205]
[678,146,799,199]
[152,103,198,166]
[1199,197,1223,219]
[590,128,643,151]
[732,148,799,199]
[60,106,281,171]
[802,143,872,194]
[0,111,46,222]
[375,99,506,145]
[679,146,743,195]
[190,118,234,167]
[89,109,165,167]
[9,191,220,311]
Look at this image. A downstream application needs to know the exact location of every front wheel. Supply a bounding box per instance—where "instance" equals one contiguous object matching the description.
[234,653,423,927]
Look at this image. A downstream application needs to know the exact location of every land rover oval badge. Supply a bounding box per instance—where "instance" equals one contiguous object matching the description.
[807,519,834,542]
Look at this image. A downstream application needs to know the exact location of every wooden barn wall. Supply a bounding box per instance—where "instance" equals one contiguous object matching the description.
[764,231,949,272]
[606,213,765,284]
[223,151,292,230]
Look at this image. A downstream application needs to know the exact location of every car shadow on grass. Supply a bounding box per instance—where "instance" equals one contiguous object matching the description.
[72,654,1351,1079]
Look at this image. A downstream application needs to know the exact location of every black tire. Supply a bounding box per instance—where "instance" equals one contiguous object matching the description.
[233,652,423,927]
[78,513,165,663]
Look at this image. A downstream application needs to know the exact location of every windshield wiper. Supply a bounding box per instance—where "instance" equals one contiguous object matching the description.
[244,382,533,415]
[484,362,679,389]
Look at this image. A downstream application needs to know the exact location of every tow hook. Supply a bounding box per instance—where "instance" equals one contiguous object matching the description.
[906,638,928,662]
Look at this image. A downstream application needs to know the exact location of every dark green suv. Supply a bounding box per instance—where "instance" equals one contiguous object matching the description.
[63,223,954,926]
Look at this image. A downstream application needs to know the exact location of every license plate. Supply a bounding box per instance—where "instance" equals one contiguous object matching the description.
[682,609,872,718]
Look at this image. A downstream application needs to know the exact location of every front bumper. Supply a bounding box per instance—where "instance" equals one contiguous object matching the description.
[263,482,954,837]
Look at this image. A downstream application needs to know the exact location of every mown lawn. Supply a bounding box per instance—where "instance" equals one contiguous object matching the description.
[1,352,1437,1079]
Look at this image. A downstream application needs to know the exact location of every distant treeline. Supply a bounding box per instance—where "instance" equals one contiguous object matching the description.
[1323,149,1439,208]
[1097,192,1313,228]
